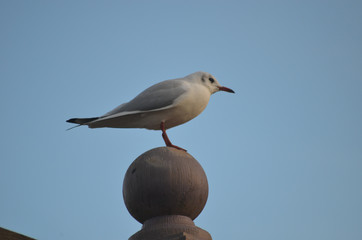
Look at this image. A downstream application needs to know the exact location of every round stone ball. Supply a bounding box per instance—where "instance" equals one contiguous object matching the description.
[123,147,209,224]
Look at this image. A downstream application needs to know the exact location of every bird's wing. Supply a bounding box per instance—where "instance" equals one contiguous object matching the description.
[102,79,187,118]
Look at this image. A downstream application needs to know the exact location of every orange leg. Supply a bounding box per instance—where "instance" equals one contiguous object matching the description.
[160,122,187,152]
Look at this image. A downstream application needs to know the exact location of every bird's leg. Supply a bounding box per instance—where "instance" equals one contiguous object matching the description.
[160,122,187,152]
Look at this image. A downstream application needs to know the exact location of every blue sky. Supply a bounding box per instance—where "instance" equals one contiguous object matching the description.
[1,1,361,239]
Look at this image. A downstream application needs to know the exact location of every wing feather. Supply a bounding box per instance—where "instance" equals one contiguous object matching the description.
[103,79,187,116]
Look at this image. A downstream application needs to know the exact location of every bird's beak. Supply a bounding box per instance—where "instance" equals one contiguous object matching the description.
[218,86,235,93]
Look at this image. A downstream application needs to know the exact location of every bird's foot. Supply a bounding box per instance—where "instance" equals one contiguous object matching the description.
[161,122,187,152]
[162,131,187,151]
[166,143,187,152]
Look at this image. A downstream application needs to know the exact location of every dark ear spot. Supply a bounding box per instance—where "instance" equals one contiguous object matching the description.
[201,77,205,82]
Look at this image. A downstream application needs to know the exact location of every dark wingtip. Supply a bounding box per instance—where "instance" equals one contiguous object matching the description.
[66,118,78,123]
[66,117,99,125]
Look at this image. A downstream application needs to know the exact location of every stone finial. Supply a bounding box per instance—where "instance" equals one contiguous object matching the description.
[123,147,211,240]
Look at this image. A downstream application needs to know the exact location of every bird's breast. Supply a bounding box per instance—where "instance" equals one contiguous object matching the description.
[163,85,211,129]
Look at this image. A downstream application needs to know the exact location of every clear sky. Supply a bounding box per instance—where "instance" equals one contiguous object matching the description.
[1,1,361,240]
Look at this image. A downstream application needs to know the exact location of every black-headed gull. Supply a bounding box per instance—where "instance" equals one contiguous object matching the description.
[67,71,234,151]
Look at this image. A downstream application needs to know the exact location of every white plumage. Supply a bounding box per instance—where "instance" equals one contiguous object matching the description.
[67,71,234,150]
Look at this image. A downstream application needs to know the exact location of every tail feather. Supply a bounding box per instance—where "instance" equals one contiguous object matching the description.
[66,117,99,130]
[66,124,82,131]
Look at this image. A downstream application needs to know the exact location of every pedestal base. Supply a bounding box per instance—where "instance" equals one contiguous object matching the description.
[129,215,212,240]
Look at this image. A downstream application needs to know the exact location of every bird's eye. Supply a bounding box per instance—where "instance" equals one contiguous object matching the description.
[209,77,215,83]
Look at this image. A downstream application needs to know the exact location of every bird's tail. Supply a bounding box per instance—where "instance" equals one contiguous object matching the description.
[66,117,99,130]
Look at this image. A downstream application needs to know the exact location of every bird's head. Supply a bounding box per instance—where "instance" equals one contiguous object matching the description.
[187,71,235,94]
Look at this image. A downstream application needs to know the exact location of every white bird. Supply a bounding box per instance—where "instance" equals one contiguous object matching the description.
[67,71,234,151]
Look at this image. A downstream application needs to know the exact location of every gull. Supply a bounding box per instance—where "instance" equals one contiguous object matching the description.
[66,71,234,151]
